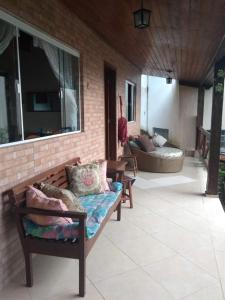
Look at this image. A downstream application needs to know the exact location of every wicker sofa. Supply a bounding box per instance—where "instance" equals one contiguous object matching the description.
[129,140,184,173]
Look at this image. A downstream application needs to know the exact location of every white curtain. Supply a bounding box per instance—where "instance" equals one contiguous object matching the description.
[0,20,16,143]
[0,19,16,55]
[34,37,78,130]
[0,76,8,143]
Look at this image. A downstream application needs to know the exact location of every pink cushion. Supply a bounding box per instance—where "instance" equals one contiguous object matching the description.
[26,186,73,226]
[95,160,110,191]
[137,135,156,152]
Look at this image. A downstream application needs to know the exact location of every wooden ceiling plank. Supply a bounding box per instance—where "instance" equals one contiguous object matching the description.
[62,0,225,85]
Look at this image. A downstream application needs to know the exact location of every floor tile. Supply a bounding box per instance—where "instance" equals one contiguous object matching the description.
[86,236,137,282]
[215,251,225,278]
[212,231,225,251]
[151,221,211,254]
[116,235,176,266]
[103,219,147,243]
[127,211,177,235]
[143,255,218,299]
[28,255,103,300]
[219,276,225,299]
[0,284,31,300]
[181,283,224,300]
[122,203,151,220]
[95,268,174,300]
[181,245,219,278]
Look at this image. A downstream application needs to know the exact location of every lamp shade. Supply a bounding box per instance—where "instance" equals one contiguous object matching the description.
[133,8,151,29]
[166,77,172,84]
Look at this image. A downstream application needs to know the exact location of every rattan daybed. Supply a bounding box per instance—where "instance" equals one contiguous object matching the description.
[130,144,184,173]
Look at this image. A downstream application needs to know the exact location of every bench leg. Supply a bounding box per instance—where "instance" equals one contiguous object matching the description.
[24,252,33,287]
[128,182,133,209]
[79,257,86,297]
[117,200,121,221]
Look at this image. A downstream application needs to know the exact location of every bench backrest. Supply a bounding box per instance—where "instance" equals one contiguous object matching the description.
[11,157,80,205]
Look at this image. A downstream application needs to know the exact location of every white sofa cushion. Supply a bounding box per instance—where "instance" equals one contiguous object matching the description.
[148,147,183,159]
[153,133,167,147]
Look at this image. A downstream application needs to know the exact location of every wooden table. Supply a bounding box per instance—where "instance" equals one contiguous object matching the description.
[107,160,127,181]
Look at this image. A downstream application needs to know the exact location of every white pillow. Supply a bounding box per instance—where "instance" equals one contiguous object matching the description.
[153,133,167,147]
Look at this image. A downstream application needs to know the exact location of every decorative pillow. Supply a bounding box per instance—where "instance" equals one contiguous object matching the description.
[129,140,140,150]
[26,186,73,226]
[66,163,102,196]
[93,160,110,191]
[153,133,167,147]
[38,182,85,212]
[137,135,156,152]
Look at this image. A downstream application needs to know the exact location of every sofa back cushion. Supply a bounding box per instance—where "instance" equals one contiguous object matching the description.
[38,182,85,212]
[93,160,110,191]
[26,186,73,226]
[129,140,140,150]
[137,135,156,152]
[153,133,167,147]
[66,163,102,196]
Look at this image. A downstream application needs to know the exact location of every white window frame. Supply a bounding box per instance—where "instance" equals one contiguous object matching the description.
[0,10,81,149]
[125,80,136,122]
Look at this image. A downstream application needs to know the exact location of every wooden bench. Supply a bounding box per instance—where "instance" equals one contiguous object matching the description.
[8,157,122,297]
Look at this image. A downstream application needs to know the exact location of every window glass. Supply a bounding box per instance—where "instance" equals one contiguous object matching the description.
[0,15,81,146]
[126,81,136,122]
[0,19,22,144]
[19,31,80,139]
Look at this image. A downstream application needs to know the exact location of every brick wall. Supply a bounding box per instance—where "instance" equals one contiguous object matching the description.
[0,0,141,289]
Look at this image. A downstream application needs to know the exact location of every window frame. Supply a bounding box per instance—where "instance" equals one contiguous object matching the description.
[125,80,136,122]
[0,10,82,149]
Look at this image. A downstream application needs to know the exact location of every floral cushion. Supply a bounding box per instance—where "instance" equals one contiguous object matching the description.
[23,191,121,240]
[67,163,102,196]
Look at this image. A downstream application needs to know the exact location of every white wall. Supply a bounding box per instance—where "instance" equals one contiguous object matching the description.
[140,74,148,131]
[179,86,198,150]
[203,87,213,130]
[142,75,180,145]
[141,75,198,150]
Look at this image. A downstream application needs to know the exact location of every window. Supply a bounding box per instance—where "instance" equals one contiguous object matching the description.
[0,16,80,146]
[125,81,136,122]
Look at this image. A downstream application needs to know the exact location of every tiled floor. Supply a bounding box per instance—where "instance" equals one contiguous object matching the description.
[1,157,225,300]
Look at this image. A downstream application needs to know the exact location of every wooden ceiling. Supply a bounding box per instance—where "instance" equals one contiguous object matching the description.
[62,0,225,86]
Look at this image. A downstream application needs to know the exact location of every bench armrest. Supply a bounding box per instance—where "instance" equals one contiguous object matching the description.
[15,206,87,221]
[119,155,136,159]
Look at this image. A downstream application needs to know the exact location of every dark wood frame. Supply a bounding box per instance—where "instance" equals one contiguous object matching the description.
[9,157,122,297]
[104,63,117,160]
[207,57,225,195]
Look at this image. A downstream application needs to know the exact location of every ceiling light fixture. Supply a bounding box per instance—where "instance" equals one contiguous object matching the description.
[166,70,173,84]
[133,0,151,29]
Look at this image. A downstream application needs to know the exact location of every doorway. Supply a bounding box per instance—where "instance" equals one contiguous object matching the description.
[104,64,117,160]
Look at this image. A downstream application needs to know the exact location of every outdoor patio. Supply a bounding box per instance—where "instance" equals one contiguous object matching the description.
[1,157,225,300]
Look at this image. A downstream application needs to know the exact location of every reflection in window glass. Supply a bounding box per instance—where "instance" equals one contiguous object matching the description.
[0,19,22,144]
[19,31,80,139]
[0,15,81,146]
[125,81,136,122]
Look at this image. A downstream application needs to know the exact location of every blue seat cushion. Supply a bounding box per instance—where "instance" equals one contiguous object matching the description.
[23,191,120,240]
